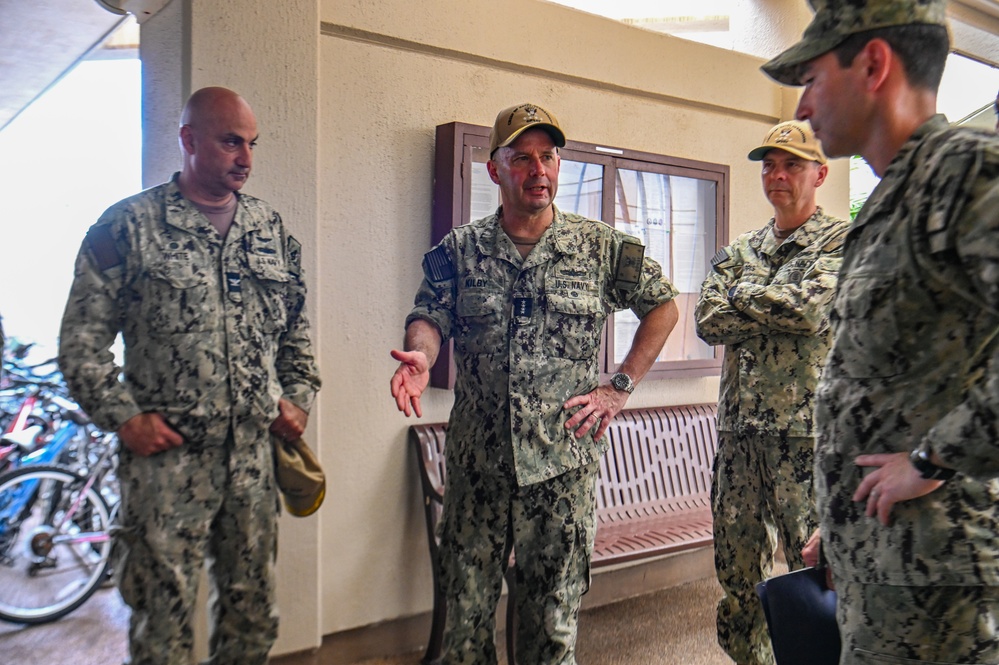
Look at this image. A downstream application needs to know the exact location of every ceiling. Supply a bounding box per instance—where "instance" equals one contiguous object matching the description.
[3,0,999,135]
[0,0,128,132]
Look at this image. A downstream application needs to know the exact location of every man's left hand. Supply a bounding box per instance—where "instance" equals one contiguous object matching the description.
[563,385,630,441]
[853,452,945,527]
[270,398,309,441]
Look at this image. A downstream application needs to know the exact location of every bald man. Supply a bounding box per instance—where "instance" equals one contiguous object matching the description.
[59,87,321,665]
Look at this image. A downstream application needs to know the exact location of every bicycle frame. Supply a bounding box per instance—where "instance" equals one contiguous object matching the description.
[0,421,85,546]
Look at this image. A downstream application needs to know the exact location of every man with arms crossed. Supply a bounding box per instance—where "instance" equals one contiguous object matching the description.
[59,87,321,665]
[696,119,847,665]
[391,103,678,664]
[763,1,999,662]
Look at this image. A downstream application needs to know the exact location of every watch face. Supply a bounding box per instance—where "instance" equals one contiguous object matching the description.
[612,373,632,392]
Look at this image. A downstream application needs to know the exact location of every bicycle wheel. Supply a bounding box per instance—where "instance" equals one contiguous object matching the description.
[0,464,113,624]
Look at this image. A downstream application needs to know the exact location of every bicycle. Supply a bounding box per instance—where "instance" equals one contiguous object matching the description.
[0,432,119,624]
[1,356,79,473]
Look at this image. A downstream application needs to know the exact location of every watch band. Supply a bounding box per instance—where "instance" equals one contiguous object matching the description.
[909,447,956,481]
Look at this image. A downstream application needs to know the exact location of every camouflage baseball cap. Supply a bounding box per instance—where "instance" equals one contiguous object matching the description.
[748,120,827,164]
[762,0,948,85]
[489,103,566,156]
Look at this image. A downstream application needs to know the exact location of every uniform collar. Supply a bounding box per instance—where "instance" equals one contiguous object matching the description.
[475,205,579,266]
[162,173,262,244]
[852,114,949,231]
[755,206,830,253]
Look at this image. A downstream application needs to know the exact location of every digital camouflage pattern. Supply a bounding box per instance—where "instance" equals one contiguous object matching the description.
[815,115,999,589]
[695,207,846,665]
[58,174,320,665]
[834,579,999,664]
[762,0,948,85]
[711,431,817,665]
[117,432,280,665]
[695,207,848,437]
[407,205,675,664]
[408,205,677,488]
[438,455,598,665]
[59,175,320,441]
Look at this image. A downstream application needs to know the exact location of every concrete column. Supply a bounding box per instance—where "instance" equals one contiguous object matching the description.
[136,0,323,657]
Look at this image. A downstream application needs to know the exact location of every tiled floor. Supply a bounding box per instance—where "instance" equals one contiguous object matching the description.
[0,586,128,664]
[0,573,748,665]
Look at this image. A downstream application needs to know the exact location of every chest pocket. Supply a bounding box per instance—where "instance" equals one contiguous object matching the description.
[775,256,811,285]
[246,253,291,334]
[545,293,604,360]
[142,257,212,334]
[832,273,906,379]
[455,290,507,355]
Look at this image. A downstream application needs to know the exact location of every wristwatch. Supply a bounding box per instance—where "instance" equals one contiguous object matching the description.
[909,446,956,481]
[610,372,635,394]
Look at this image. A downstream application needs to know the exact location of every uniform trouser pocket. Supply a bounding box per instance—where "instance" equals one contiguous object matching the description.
[837,579,999,665]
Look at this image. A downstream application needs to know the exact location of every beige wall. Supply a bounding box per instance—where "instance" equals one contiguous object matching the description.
[135,0,999,658]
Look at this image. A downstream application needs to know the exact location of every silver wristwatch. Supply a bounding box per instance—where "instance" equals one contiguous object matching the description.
[610,372,635,394]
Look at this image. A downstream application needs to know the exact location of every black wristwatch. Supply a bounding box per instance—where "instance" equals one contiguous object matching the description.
[909,446,956,481]
[610,372,635,394]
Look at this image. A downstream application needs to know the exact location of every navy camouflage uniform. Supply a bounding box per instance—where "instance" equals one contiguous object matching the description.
[58,174,321,665]
[408,205,676,664]
[695,207,848,665]
[815,116,999,664]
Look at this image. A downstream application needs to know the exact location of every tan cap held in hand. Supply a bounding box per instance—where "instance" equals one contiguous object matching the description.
[274,436,325,517]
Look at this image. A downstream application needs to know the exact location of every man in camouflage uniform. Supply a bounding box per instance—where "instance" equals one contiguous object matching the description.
[390,103,678,664]
[58,87,321,665]
[695,120,847,665]
[764,1,999,662]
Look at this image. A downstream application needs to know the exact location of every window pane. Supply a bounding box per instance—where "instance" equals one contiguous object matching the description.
[470,145,498,222]
[614,169,716,364]
[556,160,602,219]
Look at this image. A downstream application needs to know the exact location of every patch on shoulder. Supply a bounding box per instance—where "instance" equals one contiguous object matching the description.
[287,236,303,273]
[614,241,645,290]
[86,226,122,271]
[422,245,455,283]
[711,248,731,267]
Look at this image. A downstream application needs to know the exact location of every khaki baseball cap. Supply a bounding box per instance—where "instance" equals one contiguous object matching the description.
[274,436,325,517]
[762,0,948,85]
[489,103,566,156]
[748,120,827,164]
